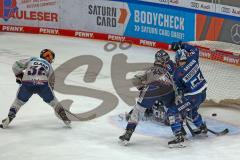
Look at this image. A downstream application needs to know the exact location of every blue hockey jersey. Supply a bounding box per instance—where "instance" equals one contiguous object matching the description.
[166,59,176,76]
[173,44,207,96]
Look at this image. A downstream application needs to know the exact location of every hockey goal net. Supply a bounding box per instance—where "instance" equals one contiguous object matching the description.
[189,40,240,108]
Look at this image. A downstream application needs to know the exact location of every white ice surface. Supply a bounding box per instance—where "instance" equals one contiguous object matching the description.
[0,33,240,160]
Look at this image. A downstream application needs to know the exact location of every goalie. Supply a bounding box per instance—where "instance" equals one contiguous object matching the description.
[119,50,176,144]
[125,50,176,124]
[0,49,71,129]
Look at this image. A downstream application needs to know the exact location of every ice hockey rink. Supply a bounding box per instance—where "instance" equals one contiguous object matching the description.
[0,32,240,160]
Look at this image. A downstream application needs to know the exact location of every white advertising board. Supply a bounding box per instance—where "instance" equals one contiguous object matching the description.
[0,0,60,28]
[169,0,215,13]
[0,0,130,35]
[60,0,130,35]
[216,4,240,17]
[139,0,169,5]
[138,0,240,17]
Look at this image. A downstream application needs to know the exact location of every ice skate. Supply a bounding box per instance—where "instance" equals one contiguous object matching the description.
[119,129,134,146]
[1,109,16,129]
[168,132,185,148]
[55,106,71,127]
[1,117,13,129]
[193,123,208,136]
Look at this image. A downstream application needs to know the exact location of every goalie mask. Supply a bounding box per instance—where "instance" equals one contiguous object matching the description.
[154,50,170,67]
[40,49,55,63]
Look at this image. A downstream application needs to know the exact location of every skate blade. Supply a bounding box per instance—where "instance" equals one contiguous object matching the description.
[194,134,208,139]
[63,121,72,128]
[168,143,186,148]
[118,139,129,146]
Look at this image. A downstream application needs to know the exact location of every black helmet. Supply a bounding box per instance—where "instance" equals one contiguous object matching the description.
[154,50,170,65]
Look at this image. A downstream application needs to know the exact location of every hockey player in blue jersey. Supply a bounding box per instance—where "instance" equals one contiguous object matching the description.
[167,42,208,147]
[0,49,71,129]
[119,50,177,145]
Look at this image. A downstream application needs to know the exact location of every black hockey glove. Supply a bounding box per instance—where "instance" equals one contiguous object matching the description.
[171,41,183,51]
[137,85,145,91]
[15,72,23,84]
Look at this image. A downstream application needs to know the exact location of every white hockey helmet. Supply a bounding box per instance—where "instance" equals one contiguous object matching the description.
[175,49,187,62]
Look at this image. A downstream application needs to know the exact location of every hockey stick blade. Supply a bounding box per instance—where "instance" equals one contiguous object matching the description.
[207,128,229,136]
[0,124,3,128]
[186,118,229,136]
[63,109,97,121]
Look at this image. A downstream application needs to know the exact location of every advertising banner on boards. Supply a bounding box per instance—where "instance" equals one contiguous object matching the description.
[124,3,195,43]
[1,0,238,44]
[137,0,240,18]
[0,0,131,35]
[196,14,240,45]
[0,0,60,28]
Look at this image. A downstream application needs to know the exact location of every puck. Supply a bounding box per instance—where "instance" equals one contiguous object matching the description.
[212,113,217,117]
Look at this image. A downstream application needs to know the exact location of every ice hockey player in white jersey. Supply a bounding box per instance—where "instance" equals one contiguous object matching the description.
[119,50,176,145]
[0,49,71,129]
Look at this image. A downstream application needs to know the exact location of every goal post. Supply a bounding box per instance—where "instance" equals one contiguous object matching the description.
[188,40,240,108]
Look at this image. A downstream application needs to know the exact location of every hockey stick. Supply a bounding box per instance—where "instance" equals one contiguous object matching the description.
[185,120,196,137]
[186,117,229,136]
[63,108,96,121]
[207,128,229,136]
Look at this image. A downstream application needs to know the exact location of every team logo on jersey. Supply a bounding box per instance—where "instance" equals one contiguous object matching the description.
[0,0,18,21]
[231,24,240,44]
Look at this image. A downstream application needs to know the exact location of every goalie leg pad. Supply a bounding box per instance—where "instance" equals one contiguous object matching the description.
[128,103,146,124]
